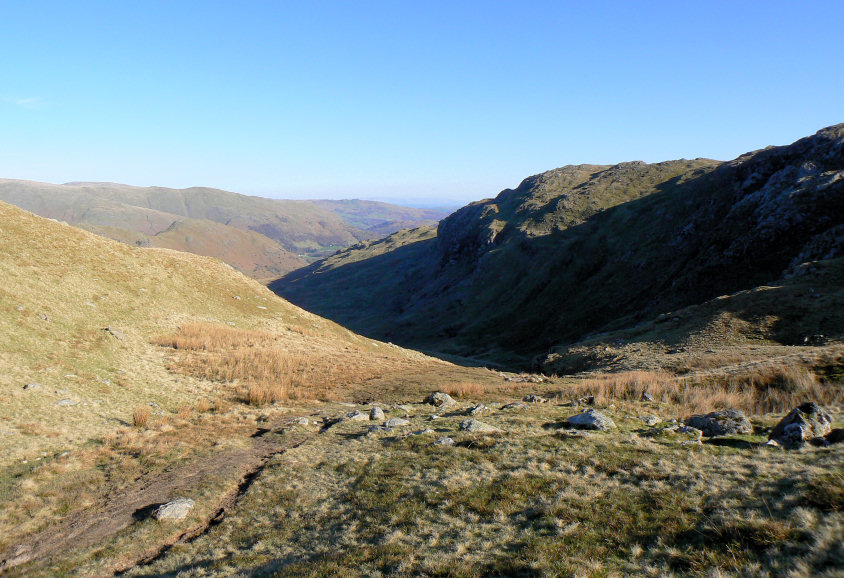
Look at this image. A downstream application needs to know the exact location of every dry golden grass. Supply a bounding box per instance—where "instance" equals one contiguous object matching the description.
[153,323,430,404]
[195,398,212,413]
[132,406,151,428]
[564,362,843,416]
[440,381,486,398]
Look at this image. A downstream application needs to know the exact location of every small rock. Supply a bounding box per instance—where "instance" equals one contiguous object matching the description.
[685,409,752,437]
[460,419,500,433]
[384,417,410,428]
[769,402,832,449]
[369,406,385,421]
[467,404,490,416]
[640,415,661,426]
[105,326,125,341]
[566,409,616,431]
[425,392,457,408]
[38,313,50,322]
[153,498,195,522]
[501,402,527,410]
[680,439,702,446]
[435,436,455,446]
[765,439,781,447]
[23,382,41,391]
[290,417,310,426]
[641,392,654,402]
[523,394,549,403]
[430,415,442,421]
[344,411,368,422]
[577,395,595,406]
[56,399,78,407]
[411,428,435,436]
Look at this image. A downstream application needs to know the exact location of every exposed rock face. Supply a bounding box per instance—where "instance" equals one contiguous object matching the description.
[685,410,752,437]
[460,419,500,433]
[425,392,457,408]
[566,409,616,431]
[153,498,195,522]
[769,402,833,448]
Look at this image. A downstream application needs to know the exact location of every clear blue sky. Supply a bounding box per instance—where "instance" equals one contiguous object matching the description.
[2,1,842,204]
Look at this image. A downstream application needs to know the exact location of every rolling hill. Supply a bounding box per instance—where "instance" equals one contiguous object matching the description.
[0,180,448,281]
[273,124,844,369]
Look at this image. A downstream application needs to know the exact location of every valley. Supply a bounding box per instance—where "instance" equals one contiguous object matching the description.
[1,125,842,576]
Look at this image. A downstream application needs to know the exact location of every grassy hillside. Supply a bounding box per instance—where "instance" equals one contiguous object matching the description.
[0,180,447,281]
[273,125,844,369]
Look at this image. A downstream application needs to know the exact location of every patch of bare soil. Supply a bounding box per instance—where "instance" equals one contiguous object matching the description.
[0,421,312,575]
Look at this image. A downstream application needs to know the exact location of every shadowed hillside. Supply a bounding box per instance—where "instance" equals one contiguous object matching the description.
[273,125,844,368]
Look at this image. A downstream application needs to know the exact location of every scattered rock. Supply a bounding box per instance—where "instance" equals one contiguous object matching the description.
[460,419,500,433]
[505,374,546,383]
[411,428,435,436]
[425,392,457,407]
[678,426,703,440]
[370,406,385,421]
[384,418,410,428]
[768,402,832,448]
[825,429,844,444]
[523,395,549,403]
[501,402,527,410]
[55,399,78,407]
[641,392,654,402]
[577,395,595,406]
[290,417,310,426]
[23,382,41,391]
[685,409,752,437]
[153,498,195,522]
[566,409,616,431]
[38,313,50,322]
[765,439,781,448]
[467,404,491,416]
[435,436,455,446]
[640,415,661,426]
[343,411,368,422]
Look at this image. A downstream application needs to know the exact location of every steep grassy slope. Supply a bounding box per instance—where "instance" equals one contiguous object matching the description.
[273,125,844,367]
[0,201,445,464]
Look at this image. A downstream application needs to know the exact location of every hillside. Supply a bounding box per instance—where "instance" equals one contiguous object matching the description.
[0,180,448,281]
[273,124,844,368]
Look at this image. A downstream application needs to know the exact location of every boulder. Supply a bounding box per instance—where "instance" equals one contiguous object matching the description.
[369,406,385,421]
[343,411,368,422]
[768,402,832,448]
[685,409,752,437]
[435,436,455,446]
[825,429,844,444]
[153,498,195,522]
[290,417,310,426]
[460,419,500,433]
[566,409,616,431]
[640,415,661,426]
[425,392,457,407]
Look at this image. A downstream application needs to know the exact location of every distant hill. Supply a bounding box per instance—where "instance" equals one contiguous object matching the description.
[273,124,844,369]
[0,180,449,281]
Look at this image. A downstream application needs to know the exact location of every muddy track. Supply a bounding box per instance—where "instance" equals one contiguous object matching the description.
[0,423,313,575]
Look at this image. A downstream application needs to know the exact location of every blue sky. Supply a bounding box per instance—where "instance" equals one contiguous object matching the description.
[2,1,842,204]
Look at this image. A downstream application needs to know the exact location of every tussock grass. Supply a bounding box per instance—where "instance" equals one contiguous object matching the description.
[565,362,843,415]
[132,406,151,428]
[440,381,486,398]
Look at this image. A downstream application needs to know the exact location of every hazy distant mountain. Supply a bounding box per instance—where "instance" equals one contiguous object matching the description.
[0,180,448,280]
[273,124,844,368]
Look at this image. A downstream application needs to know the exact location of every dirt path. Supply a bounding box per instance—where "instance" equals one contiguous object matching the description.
[0,423,313,575]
